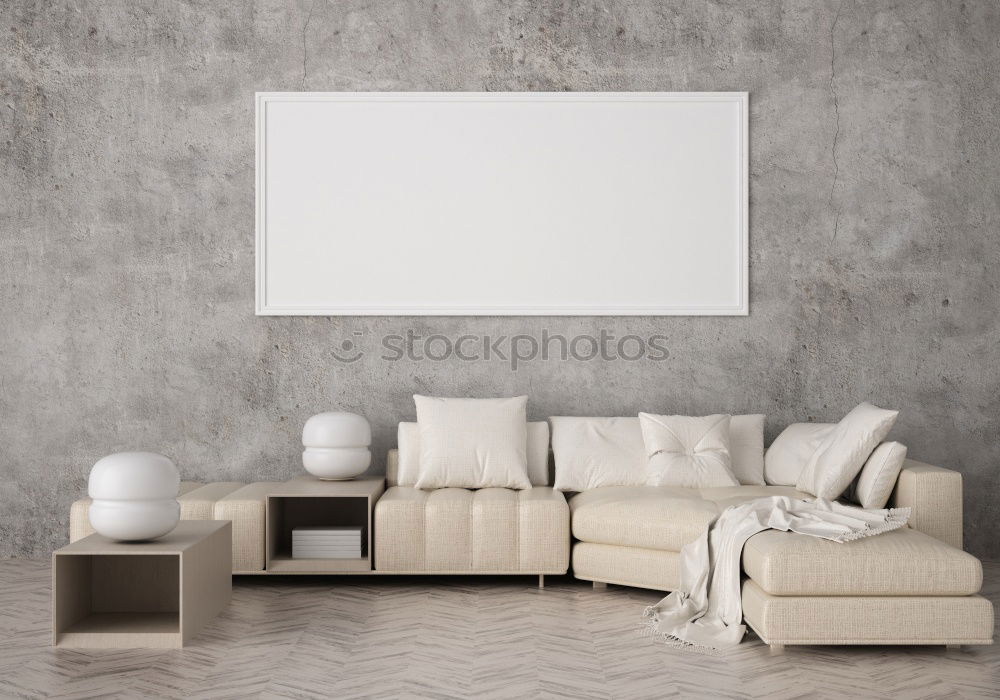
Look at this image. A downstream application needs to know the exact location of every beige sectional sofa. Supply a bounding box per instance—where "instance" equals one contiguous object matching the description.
[68,450,993,648]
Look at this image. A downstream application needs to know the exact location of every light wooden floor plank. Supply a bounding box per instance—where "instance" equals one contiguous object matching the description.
[1,560,996,699]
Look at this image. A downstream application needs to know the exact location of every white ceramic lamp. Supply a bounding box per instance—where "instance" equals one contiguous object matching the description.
[302,412,372,480]
[88,452,180,541]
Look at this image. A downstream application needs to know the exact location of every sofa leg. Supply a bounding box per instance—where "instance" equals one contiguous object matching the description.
[538,575,544,589]
[769,643,785,654]
[593,581,607,590]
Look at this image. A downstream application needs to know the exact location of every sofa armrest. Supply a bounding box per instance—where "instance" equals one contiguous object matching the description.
[889,459,963,549]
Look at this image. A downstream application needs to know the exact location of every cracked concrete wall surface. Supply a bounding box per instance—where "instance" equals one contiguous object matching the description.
[2,1,998,559]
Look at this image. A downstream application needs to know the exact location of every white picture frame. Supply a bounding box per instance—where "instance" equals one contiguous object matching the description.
[256,92,748,316]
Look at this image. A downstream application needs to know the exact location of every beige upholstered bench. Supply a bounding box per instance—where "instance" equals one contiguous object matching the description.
[181,482,244,519]
[69,481,274,573]
[68,462,570,581]
[212,482,277,573]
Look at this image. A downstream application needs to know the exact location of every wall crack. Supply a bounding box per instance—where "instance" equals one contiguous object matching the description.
[828,0,844,242]
[302,0,317,87]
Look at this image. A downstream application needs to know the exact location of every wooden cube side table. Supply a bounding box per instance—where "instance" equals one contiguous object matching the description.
[266,477,385,574]
[52,520,232,648]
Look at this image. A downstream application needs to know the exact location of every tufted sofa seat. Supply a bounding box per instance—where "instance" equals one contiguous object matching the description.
[374,485,569,573]
[374,450,569,574]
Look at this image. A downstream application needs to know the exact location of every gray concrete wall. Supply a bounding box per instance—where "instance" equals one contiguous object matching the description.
[2,1,998,559]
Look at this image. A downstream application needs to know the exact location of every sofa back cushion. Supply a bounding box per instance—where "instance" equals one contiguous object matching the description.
[551,417,647,491]
[728,414,766,485]
[413,395,531,489]
[764,422,835,486]
[639,413,739,488]
[552,414,767,491]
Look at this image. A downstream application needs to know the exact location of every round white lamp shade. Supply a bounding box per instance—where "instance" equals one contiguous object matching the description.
[302,412,372,480]
[88,452,180,541]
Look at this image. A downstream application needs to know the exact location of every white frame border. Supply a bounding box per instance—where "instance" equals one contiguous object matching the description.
[255,91,749,316]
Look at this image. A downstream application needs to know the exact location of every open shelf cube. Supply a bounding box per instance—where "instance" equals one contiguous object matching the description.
[52,521,231,648]
[265,478,384,574]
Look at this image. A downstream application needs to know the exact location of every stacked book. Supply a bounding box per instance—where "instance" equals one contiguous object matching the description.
[292,525,364,559]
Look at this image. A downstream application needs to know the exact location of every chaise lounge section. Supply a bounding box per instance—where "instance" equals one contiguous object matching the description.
[571,458,994,647]
[741,526,991,647]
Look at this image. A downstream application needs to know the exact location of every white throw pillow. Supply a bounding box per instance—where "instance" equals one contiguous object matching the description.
[848,441,907,509]
[639,413,738,488]
[763,423,834,486]
[550,417,646,492]
[729,414,766,485]
[397,421,550,486]
[413,395,531,489]
[796,402,899,500]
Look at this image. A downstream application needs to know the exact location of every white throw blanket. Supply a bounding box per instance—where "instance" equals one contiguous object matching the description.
[643,496,910,651]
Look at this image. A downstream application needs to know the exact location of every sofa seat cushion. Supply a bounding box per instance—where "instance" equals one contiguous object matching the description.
[570,485,810,552]
[743,526,983,596]
[374,486,569,573]
[698,485,811,510]
[570,486,719,551]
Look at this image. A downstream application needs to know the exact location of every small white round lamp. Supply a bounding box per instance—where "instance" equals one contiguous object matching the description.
[302,412,372,480]
[88,452,180,541]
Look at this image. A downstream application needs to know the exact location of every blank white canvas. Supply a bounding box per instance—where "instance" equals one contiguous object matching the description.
[256,92,747,315]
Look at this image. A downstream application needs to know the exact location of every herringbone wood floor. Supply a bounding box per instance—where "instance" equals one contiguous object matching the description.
[2,560,997,699]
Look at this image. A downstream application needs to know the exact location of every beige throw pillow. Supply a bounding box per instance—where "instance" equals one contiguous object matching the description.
[849,441,908,509]
[796,402,899,500]
[640,413,738,488]
[413,395,531,489]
